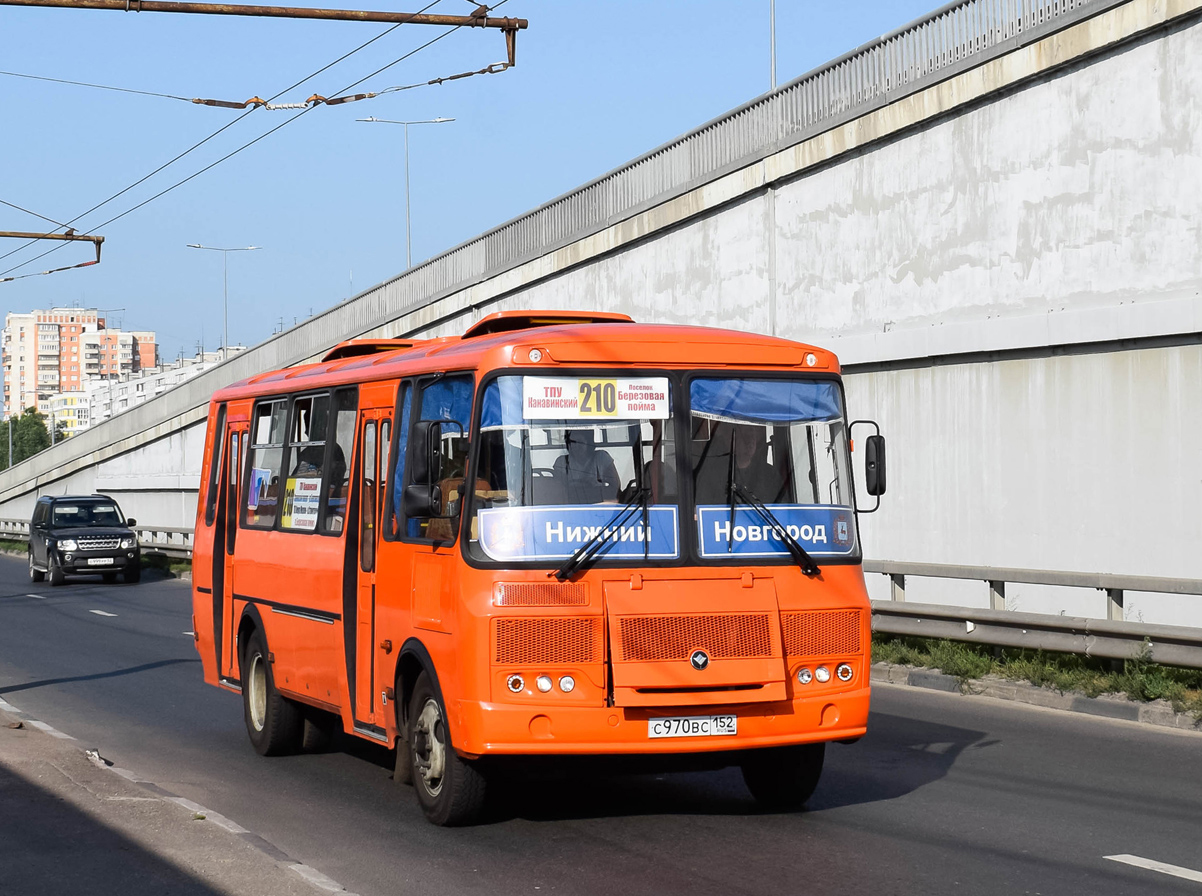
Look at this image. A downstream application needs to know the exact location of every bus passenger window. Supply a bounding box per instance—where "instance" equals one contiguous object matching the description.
[280,394,329,532]
[244,400,288,528]
[321,389,357,534]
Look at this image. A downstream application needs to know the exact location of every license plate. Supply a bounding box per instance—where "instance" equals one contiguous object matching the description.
[648,715,737,739]
[86,557,115,566]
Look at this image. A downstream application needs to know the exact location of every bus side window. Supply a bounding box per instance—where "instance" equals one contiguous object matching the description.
[385,383,412,541]
[321,388,358,535]
[407,374,474,542]
[244,400,288,529]
[204,404,226,527]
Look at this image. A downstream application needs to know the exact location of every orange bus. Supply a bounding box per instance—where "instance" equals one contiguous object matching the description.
[191,311,887,825]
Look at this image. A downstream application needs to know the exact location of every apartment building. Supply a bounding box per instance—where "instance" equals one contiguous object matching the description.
[1,308,157,418]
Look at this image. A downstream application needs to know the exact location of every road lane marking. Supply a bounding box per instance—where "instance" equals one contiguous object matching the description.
[89,610,118,617]
[183,631,195,636]
[25,593,45,599]
[1106,855,1202,883]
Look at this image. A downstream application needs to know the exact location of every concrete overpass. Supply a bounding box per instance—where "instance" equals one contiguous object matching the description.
[2,0,1199,625]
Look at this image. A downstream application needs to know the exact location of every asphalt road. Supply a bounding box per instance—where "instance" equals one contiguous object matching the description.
[0,552,1199,896]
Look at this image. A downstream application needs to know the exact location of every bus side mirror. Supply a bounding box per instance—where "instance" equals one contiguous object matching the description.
[865,435,886,496]
[408,420,443,485]
[402,484,442,518]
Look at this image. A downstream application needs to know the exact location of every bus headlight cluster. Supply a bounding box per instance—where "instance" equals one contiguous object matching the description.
[507,673,576,694]
[797,664,853,685]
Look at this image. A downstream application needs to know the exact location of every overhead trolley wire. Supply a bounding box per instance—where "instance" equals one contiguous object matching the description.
[0,69,193,102]
[0,198,70,229]
[0,0,461,278]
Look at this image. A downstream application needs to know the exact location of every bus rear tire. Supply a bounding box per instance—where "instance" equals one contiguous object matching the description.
[408,671,486,826]
[740,742,825,810]
[241,628,303,756]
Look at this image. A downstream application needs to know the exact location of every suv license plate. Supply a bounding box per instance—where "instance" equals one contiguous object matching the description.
[648,715,737,739]
[87,557,115,566]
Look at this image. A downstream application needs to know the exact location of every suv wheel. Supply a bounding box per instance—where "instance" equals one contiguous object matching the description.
[48,556,66,587]
[28,552,44,583]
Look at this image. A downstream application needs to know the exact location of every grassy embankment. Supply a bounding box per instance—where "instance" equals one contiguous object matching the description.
[874,634,1202,719]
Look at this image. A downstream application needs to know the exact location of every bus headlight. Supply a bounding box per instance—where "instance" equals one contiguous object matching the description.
[836,663,853,682]
[797,667,813,685]
[506,674,525,693]
[815,665,831,683]
[536,675,553,693]
[558,676,575,693]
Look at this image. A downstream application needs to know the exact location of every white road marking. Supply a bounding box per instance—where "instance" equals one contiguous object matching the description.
[89,609,118,617]
[183,631,195,636]
[1106,855,1202,883]
[25,593,45,599]
[26,719,75,740]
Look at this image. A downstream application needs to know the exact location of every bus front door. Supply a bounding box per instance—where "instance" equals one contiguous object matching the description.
[353,410,391,726]
[221,422,247,682]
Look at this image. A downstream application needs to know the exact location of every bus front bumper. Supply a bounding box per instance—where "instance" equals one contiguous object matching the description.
[454,685,870,757]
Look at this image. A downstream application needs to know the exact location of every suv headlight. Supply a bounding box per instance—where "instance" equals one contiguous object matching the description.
[120,537,136,549]
[57,538,78,551]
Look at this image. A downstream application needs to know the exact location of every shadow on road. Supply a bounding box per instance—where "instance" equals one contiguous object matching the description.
[0,764,234,896]
[0,658,200,694]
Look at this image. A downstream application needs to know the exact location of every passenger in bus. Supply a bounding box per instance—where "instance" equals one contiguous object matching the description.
[552,429,620,504]
[694,423,787,504]
[292,446,323,477]
[326,444,349,532]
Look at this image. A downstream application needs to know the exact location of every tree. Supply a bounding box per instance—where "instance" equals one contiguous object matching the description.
[1,408,53,468]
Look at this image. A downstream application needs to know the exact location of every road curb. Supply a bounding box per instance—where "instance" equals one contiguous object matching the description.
[872,663,1202,732]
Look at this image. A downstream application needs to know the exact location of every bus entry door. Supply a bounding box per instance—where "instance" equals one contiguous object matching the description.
[221,422,247,681]
[354,410,390,725]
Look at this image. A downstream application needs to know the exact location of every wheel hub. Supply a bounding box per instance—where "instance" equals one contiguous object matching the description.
[412,698,446,797]
[248,655,267,732]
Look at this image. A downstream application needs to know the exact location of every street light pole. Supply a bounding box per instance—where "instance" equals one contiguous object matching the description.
[186,244,262,359]
[357,116,454,269]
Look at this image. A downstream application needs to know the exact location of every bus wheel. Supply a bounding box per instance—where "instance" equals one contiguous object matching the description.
[241,629,303,756]
[408,671,486,826]
[740,742,825,810]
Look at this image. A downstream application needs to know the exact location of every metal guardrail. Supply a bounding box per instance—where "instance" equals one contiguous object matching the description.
[865,560,1202,668]
[0,519,193,560]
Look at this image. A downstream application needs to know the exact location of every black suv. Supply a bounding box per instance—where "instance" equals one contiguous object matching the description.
[29,495,141,586]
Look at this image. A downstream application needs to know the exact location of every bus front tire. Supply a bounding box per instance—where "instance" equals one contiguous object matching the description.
[408,671,486,826]
[241,629,303,756]
[740,742,826,810]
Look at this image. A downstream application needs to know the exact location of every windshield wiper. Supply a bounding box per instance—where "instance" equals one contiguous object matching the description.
[550,484,651,582]
[733,484,821,577]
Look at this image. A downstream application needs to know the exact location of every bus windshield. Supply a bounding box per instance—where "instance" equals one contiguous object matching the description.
[689,377,857,559]
[468,375,680,563]
[466,373,858,565]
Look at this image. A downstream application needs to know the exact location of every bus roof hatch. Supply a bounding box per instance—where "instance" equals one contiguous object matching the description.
[462,310,635,339]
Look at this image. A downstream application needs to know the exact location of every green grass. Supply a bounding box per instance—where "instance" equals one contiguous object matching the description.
[0,538,28,555]
[873,634,1202,719]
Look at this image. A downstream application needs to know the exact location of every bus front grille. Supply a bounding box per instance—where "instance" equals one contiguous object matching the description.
[494,582,588,607]
[494,617,601,664]
[615,613,774,662]
[780,610,862,657]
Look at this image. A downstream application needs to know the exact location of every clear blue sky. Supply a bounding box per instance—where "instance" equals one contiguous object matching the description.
[2,0,936,361]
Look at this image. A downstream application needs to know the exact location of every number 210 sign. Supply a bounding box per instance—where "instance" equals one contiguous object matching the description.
[522,376,669,420]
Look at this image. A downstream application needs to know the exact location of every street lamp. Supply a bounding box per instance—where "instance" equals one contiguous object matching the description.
[185,244,261,361]
[357,116,455,269]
